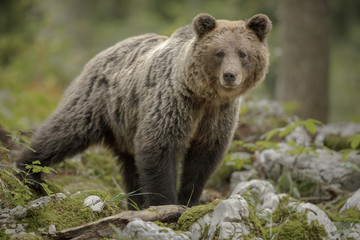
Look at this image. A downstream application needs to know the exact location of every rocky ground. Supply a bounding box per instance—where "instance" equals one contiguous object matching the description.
[1,100,359,239]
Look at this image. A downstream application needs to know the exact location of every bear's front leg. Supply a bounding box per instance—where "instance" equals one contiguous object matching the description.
[178,103,240,206]
[135,143,177,207]
[134,111,191,207]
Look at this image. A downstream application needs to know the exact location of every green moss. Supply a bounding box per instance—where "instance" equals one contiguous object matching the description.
[327,207,360,223]
[0,229,11,240]
[0,168,35,207]
[25,190,118,232]
[331,195,350,212]
[212,226,221,239]
[264,202,327,240]
[244,204,265,239]
[198,223,210,240]
[176,199,222,231]
[324,135,360,151]
[268,217,326,240]
[154,220,165,228]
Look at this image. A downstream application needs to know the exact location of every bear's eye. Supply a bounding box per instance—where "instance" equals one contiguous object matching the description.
[238,51,247,59]
[215,51,225,58]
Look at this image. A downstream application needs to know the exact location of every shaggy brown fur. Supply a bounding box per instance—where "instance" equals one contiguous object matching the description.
[17,13,271,209]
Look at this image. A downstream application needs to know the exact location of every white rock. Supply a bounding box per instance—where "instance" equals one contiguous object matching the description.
[291,202,338,239]
[316,122,360,142]
[90,202,104,212]
[259,146,360,192]
[83,195,105,212]
[189,193,263,239]
[28,196,51,210]
[16,224,24,233]
[83,195,101,207]
[341,188,360,211]
[48,224,56,234]
[259,192,280,214]
[208,194,251,239]
[230,169,258,191]
[122,218,191,240]
[189,213,212,240]
[5,229,16,234]
[231,179,275,200]
[55,193,67,201]
[11,206,27,219]
[343,223,360,239]
[285,126,312,146]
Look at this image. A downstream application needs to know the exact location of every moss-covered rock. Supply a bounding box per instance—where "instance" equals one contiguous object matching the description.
[324,135,360,151]
[25,190,118,232]
[263,200,327,240]
[176,199,222,232]
[243,204,265,239]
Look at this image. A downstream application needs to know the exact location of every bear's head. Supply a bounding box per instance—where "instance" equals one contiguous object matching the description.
[189,13,272,101]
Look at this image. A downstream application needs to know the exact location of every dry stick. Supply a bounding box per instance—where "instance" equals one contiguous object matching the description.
[43,204,187,240]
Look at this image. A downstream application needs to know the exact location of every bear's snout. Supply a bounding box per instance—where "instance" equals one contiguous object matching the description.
[223,71,236,83]
[221,71,242,89]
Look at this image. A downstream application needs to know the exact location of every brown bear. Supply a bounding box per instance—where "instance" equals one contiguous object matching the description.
[17,13,271,209]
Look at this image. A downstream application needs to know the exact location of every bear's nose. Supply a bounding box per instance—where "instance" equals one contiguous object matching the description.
[223,72,236,83]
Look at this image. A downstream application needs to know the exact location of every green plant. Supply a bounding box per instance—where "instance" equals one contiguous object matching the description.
[18,160,56,196]
[0,129,56,206]
[0,129,34,161]
[186,184,195,208]
[341,133,360,161]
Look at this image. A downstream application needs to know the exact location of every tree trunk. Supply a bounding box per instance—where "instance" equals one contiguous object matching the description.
[276,0,330,122]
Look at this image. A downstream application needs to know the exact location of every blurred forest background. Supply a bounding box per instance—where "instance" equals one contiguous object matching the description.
[0,0,359,130]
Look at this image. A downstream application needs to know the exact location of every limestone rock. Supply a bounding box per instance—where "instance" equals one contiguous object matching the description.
[259,146,360,192]
[83,195,101,207]
[316,122,360,141]
[231,179,275,200]
[28,196,51,210]
[189,193,264,240]
[291,202,337,238]
[341,188,360,211]
[90,201,104,212]
[122,218,191,240]
[230,169,258,191]
[11,206,27,219]
[208,194,253,239]
[48,224,56,234]
[55,192,67,201]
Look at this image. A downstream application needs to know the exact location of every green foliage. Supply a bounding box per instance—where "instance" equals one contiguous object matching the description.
[0,159,57,208]
[236,119,323,156]
[0,129,34,161]
[0,129,56,207]
[0,168,33,207]
[264,118,323,141]
[209,151,251,188]
[0,229,11,240]
[349,134,360,149]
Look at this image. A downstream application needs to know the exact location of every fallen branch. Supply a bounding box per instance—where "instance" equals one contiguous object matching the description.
[43,204,187,240]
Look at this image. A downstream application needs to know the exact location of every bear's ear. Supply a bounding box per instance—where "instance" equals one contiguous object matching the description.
[246,14,272,41]
[193,13,217,38]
